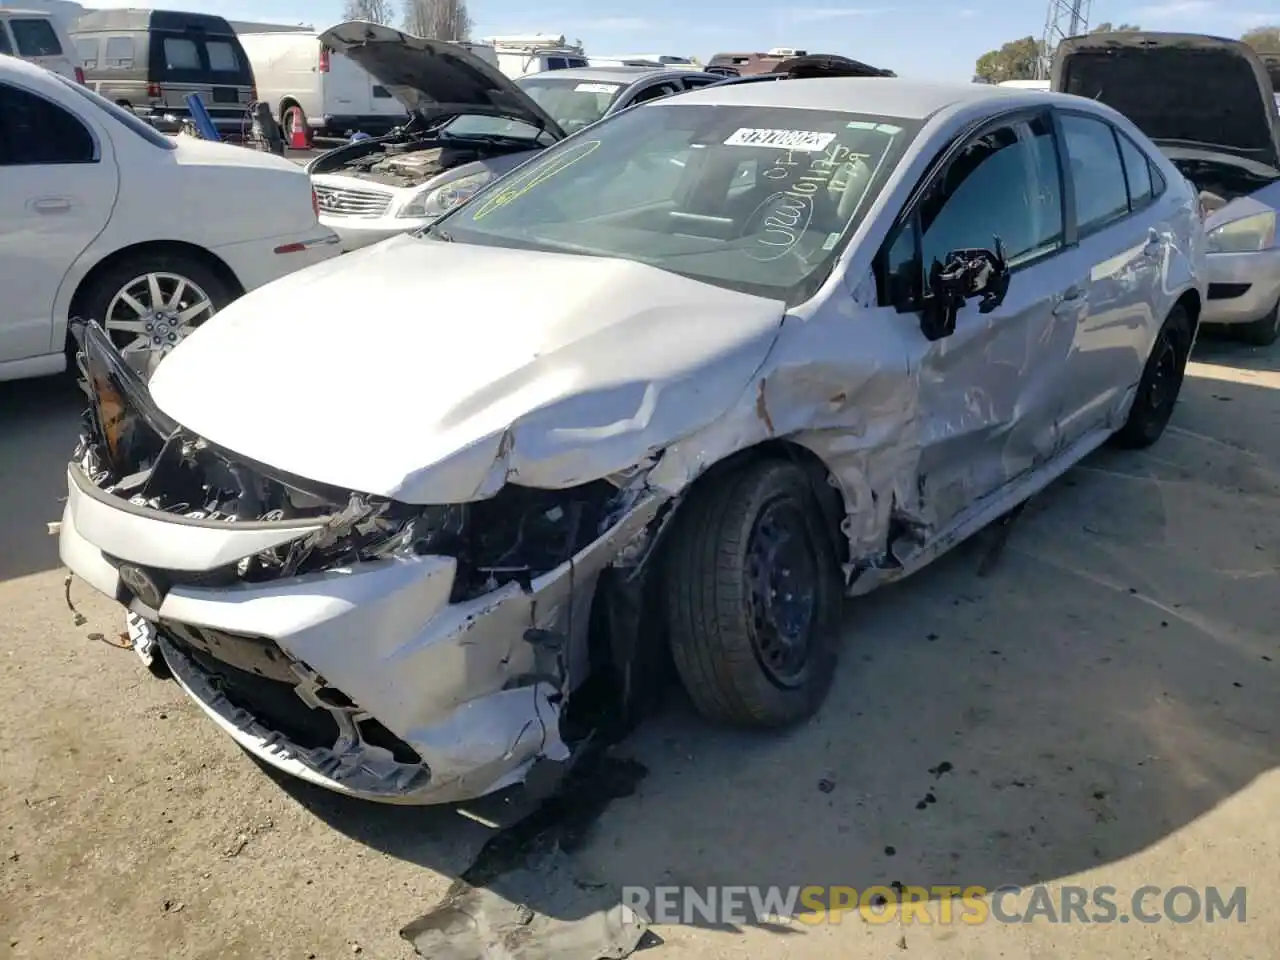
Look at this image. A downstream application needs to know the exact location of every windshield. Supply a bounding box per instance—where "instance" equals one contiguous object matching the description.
[518,75,625,132]
[55,74,177,149]
[429,103,920,302]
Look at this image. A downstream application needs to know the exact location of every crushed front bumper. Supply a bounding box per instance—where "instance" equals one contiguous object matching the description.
[60,462,661,803]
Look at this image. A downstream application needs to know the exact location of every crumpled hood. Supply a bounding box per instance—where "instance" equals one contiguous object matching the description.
[319,21,566,140]
[148,235,786,504]
[1051,32,1280,169]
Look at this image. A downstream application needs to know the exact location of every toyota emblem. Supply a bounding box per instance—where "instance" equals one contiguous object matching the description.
[118,564,165,609]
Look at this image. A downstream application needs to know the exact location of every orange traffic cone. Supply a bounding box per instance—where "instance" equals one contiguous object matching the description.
[286,107,310,150]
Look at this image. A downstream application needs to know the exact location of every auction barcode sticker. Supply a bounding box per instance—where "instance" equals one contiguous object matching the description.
[724,128,837,151]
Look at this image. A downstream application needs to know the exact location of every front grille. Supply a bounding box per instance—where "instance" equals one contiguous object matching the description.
[313,184,393,218]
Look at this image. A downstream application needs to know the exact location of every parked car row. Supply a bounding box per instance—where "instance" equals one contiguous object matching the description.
[57,38,1249,809]
[0,54,338,382]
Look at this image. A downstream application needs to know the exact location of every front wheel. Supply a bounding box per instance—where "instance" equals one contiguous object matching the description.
[1112,305,1192,449]
[663,460,843,728]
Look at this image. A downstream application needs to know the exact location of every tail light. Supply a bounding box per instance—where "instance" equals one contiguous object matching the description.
[319,45,330,72]
[74,66,86,85]
[147,82,162,98]
[312,187,320,219]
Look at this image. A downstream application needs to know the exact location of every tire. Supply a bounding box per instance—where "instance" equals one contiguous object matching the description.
[1236,303,1280,347]
[663,459,843,729]
[281,102,307,145]
[1112,305,1193,449]
[74,251,234,371]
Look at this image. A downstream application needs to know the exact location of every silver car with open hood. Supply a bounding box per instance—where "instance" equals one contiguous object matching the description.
[61,78,1205,805]
[306,22,567,253]
[1053,31,1280,344]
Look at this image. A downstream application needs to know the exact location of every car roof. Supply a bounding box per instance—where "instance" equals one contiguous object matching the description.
[521,66,706,84]
[665,76,1036,119]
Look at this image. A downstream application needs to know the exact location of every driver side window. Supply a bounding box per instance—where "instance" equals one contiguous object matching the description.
[882,114,1063,308]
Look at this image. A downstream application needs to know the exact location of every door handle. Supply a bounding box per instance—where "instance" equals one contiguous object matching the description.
[31,197,72,214]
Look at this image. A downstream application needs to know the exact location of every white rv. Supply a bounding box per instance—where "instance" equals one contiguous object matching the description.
[482,33,587,78]
[236,27,409,139]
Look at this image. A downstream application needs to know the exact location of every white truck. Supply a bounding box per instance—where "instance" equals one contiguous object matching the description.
[236,27,409,141]
[482,33,588,78]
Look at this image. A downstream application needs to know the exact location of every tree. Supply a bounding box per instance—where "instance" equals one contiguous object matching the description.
[1090,22,1141,33]
[402,0,472,40]
[342,0,395,24]
[973,36,1042,84]
[1242,25,1280,55]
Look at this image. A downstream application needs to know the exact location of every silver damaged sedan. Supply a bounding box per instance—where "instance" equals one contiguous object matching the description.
[60,78,1207,804]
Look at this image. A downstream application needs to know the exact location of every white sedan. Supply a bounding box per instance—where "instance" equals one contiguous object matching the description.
[0,54,340,382]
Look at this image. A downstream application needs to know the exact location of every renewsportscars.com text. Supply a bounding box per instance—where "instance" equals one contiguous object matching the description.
[621,884,1247,926]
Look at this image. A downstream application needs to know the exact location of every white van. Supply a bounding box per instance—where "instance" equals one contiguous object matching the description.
[237,28,408,141]
[0,6,81,81]
[483,34,588,78]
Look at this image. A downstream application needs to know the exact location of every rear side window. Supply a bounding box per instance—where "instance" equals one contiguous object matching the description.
[10,18,62,56]
[206,39,240,72]
[76,37,99,68]
[104,36,135,68]
[163,36,201,71]
[0,82,95,165]
[0,26,12,57]
[1059,113,1129,234]
[546,57,566,70]
[1116,132,1153,209]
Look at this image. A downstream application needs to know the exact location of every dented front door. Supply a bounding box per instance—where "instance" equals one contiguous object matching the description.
[894,114,1075,532]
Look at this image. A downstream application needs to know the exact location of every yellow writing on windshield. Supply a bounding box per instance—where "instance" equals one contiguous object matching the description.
[470,139,602,220]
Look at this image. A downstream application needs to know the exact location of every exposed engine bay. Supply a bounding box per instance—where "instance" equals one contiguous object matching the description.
[1169,154,1280,209]
[309,128,536,189]
[71,319,633,603]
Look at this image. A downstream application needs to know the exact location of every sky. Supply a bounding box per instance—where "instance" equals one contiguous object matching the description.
[68,0,1279,80]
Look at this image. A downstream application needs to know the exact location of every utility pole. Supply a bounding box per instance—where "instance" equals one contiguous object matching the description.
[1038,0,1092,78]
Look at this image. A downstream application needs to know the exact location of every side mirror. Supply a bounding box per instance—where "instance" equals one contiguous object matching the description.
[919,239,1010,341]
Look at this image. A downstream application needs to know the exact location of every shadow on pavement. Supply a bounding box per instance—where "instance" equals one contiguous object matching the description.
[0,374,84,583]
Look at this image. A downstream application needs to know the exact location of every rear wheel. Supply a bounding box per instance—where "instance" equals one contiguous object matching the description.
[281,102,308,145]
[75,251,234,376]
[1236,303,1279,347]
[1112,305,1193,449]
[663,460,843,728]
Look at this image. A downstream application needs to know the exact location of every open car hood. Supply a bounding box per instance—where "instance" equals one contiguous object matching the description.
[319,21,567,139]
[1051,32,1280,169]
